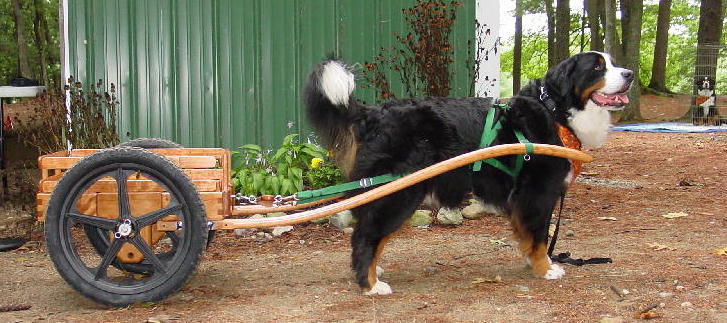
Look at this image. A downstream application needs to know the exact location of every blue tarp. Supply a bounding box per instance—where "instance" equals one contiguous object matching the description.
[612,122,727,133]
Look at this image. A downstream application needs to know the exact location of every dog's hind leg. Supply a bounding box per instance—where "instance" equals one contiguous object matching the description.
[351,186,425,295]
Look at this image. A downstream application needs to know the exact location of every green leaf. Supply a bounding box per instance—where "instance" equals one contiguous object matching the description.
[239,144,262,152]
[291,167,303,179]
[271,176,281,194]
[300,147,325,160]
[280,179,292,195]
[293,179,304,192]
[272,147,287,161]
[282,133,299,146]
[278,163,288,177]
[252,172,265,191]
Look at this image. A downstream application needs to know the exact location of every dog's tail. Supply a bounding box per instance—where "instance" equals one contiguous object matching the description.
[304,59,359,157]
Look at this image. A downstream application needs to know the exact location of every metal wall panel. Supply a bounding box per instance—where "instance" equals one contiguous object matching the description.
[67,0,476,150]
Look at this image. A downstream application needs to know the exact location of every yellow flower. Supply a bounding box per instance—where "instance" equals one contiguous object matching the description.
[311,157,323,169]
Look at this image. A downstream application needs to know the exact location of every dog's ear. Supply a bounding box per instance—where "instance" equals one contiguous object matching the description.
[544,55,578,102]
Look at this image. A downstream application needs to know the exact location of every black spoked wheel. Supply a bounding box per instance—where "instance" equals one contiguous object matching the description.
[84,138,185,273]
[45,147,207,306]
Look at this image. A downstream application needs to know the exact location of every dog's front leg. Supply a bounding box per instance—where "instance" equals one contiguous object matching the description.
[510,199,565,280]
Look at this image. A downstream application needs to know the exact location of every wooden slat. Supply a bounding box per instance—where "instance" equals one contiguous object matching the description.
[39,156,83,169]
[178,156,217,168]
[184,168,224,180]
[39,156,219,174]
[40,178,220,193]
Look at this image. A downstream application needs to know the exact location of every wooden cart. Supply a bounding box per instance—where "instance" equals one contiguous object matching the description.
[36,142,593,307]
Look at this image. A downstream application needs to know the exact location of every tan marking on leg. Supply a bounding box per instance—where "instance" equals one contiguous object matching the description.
[367,234,394,288]
[509,214,533,255]
[528,243,551,277]
[510,214,551,276]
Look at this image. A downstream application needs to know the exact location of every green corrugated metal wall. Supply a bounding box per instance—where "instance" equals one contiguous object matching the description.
[67,0,476,149]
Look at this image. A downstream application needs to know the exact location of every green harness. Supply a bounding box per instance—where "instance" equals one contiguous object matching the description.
[295,104,531,204]
[471,103,534,178]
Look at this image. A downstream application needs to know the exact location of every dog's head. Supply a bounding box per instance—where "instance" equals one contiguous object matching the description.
[541,52,633,147]
[544,51,633,112]
[696,76,715,92]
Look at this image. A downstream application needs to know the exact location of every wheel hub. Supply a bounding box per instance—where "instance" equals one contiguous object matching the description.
[114,219,134,239]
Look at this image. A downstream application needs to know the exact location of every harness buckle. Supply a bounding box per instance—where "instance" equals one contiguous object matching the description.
[539,86,548,101]
[523,154,531,161]
[359,178,373,188]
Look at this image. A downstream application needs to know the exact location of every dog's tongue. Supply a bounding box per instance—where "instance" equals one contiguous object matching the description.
[592,92,629,106]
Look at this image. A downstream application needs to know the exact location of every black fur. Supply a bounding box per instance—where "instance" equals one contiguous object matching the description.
[304,52,618,290]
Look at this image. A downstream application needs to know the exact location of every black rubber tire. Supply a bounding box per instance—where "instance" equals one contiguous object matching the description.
[0,237,27,252]
[45,147,208,307]
[117,138,182,149]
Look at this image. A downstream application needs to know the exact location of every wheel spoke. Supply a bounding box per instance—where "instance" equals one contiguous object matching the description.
[94,238,124,281]
[129,235,167,274]
[67,212,116,230]
[136,203,183,228]
[165,231,180,247]
[115,168,131,218]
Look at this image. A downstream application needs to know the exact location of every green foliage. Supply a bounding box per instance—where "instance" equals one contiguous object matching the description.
[231,134,339,196]
[501,0,727,96]
[306,161,345,191]
[0,0,61,86]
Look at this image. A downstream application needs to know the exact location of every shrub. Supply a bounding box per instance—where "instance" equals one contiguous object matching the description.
[12,77,120,154]
[232,134,343,196]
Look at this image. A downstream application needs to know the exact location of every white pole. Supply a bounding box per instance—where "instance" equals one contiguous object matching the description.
[61,0,72,151]
[475,0,501,99]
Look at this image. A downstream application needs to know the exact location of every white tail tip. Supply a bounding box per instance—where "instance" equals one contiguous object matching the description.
[320,61,355,107]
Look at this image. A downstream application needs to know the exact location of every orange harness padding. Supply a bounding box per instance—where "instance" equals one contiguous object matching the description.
[556,124,582,186]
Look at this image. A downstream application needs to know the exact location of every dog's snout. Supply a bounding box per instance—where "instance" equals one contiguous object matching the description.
[621,70,634,81]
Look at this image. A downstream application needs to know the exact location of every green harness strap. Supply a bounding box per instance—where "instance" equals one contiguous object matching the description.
[472,104,533,179]
[296,173,406,204]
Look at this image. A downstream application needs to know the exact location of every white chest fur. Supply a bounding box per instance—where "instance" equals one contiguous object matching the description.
[567,101,613,147]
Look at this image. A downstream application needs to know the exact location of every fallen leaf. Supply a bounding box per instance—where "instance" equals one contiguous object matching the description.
[581,171,600,176]
[598,217,618,221]
[489,238,507,245]
[661,212,687,219]
[633,310,662,320]
[471,275,502,284]
[647,243,676,251]
[716,247,727,256]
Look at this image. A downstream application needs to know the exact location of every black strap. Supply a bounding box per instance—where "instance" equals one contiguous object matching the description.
[548,193,613,266]
[539,86,560,115]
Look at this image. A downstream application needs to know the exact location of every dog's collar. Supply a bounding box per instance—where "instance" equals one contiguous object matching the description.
[538,85,560,115]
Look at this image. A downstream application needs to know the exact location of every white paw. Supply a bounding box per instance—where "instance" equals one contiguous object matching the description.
[364,280,393,295]
[376,266,384,278]
[543,263,565,280]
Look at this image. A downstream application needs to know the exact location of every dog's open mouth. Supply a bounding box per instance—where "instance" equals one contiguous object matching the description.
[591,91,629,110]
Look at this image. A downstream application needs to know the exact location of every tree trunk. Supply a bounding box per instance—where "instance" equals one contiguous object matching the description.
[545,0,557,68]
[603,0,621,61]
[585,0,604,51]
[694,0,725,83]
[648,0,672,93]
[11,0,33,78]
[513,0,523,95]
[618,0,643,121]
[33,0,49,85]
[554,0,571,63]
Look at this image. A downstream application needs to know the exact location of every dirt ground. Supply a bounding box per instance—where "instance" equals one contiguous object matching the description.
[1,95,727,322]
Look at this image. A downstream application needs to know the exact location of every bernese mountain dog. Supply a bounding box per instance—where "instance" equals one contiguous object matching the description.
[695,76,719,124]
[304,51,633,295]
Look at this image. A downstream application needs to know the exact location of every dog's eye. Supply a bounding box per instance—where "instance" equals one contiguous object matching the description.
[594,64,604,71]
